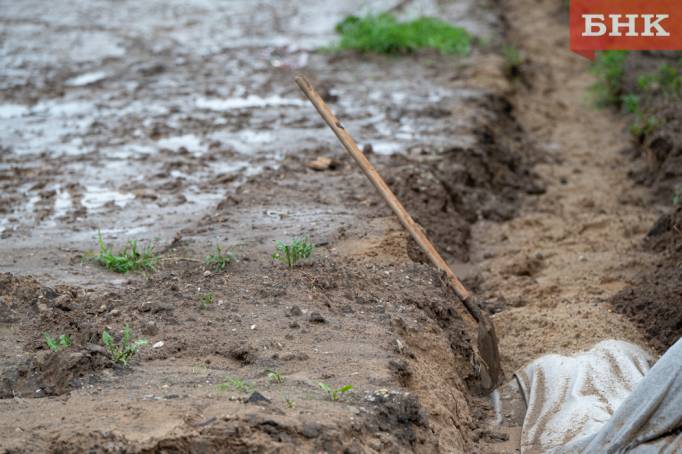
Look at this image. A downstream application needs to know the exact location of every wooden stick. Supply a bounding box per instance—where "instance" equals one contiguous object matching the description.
[295,75,476,318]
[295,75,503,391]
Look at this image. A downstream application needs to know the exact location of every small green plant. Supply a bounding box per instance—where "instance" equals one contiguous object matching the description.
[43,333,71,352]
[217,376,254,393]
[637,73,656,92]
[205,244,234,271]
[501,45,523,78]
[318,383,353,401]
[590,50,628,107]
[266,369,284,384]
[334,13,471,55]
[629,115,659,140]
[285,397,296,409]
[101,324,147,366]
[199,292,214,310]
[621,93,640,114]
[673,184,682,205]
[656,63,681,97]
[272,238,314,268]
[191,364,209,375]
[95,231,158,273]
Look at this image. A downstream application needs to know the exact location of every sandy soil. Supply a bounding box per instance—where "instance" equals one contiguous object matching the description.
[0,0,522,452]
[0,0,677,452]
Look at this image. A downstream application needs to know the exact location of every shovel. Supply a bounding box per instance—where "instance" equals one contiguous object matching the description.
[295,75,503,393]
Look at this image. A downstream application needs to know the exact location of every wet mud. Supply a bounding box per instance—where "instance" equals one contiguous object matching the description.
[2,0,678,452]
[0,0,539,451]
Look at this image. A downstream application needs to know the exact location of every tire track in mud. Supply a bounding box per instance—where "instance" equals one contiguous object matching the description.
[471,0,660,445]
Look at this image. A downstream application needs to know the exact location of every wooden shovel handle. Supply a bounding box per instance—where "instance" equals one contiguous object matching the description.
[295,75,473,309]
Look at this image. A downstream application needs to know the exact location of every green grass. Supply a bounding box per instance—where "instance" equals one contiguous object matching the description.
[217,376,254,393]
[101,324,147,366]
[334,13,471,55]
[656,63,681,97]
[272,238,313,269]
[43,333,71,352]
[205,244,234,272]
[617,59,681,140]
[266,369,284,384]
[590,50,628,107]
[318,383,353,401]
[501,45,523,78]
[199,292,214,310]
[673,184,682,205]
[96,231,158,273]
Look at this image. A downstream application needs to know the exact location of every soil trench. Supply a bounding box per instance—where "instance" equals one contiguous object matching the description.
[474,0,662,450]
[475,0,657,373]
[0,0,669,452]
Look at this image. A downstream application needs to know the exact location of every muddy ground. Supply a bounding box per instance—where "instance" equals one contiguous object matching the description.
[0,0,679,452]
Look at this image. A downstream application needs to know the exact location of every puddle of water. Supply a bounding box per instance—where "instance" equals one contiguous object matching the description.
[157,134,207,154]
[0,104,29,119]
[81,187,134,210]
[51,188,72,220]
[364,142,404,155]
[33,100,94,117]
[56,138,88,156]
[208,130,276,155]
[106,144,157,159]
[65,71,108,87]
[196,95,305,111]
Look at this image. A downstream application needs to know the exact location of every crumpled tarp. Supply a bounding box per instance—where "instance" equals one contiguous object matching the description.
[514,338,682,453]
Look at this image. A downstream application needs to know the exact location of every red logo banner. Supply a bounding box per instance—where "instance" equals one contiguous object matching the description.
[570,0,682,60]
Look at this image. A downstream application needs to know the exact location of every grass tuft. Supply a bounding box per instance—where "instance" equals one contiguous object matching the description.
[501,45,523,79]
[334,13,471,55]
[590,50,628,107]
[217,376,254,393]
[101,324,147,366]
[43,333,71,352]
[199,292,214,310]
[266,369,284,384]
[205,244,234,272]
[96,231,158,273]
[318,382,353,401]
[272,237,313,269]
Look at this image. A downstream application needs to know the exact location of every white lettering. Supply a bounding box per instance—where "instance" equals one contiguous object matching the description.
[609,14,639,37]
[641,14,670,36]
[583,14,607,36]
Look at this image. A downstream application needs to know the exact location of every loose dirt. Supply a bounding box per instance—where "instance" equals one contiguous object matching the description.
[0,0,676,452]
[472,0,658,376]
[473,0,672,450]
[0,0,528,452]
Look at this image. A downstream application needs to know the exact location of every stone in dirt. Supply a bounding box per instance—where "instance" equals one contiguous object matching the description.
[245,391,270,405]
[306,156,339,171]
[308,312,326,323]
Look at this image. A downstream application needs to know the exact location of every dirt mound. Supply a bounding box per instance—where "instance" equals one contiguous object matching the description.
[612,205,682,352]
[608,52,682,352]
[0,347,111,398]
[623,53,682,203]
[611,264,682,353]
[50,394,433,454]
[646,204,682,254]
[383,96,542,262]
[0,258,478,452]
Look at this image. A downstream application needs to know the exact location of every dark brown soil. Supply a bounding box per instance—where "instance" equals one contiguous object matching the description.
[612,205,682,352]
[608,51,682,353]
[624,52,682,203]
